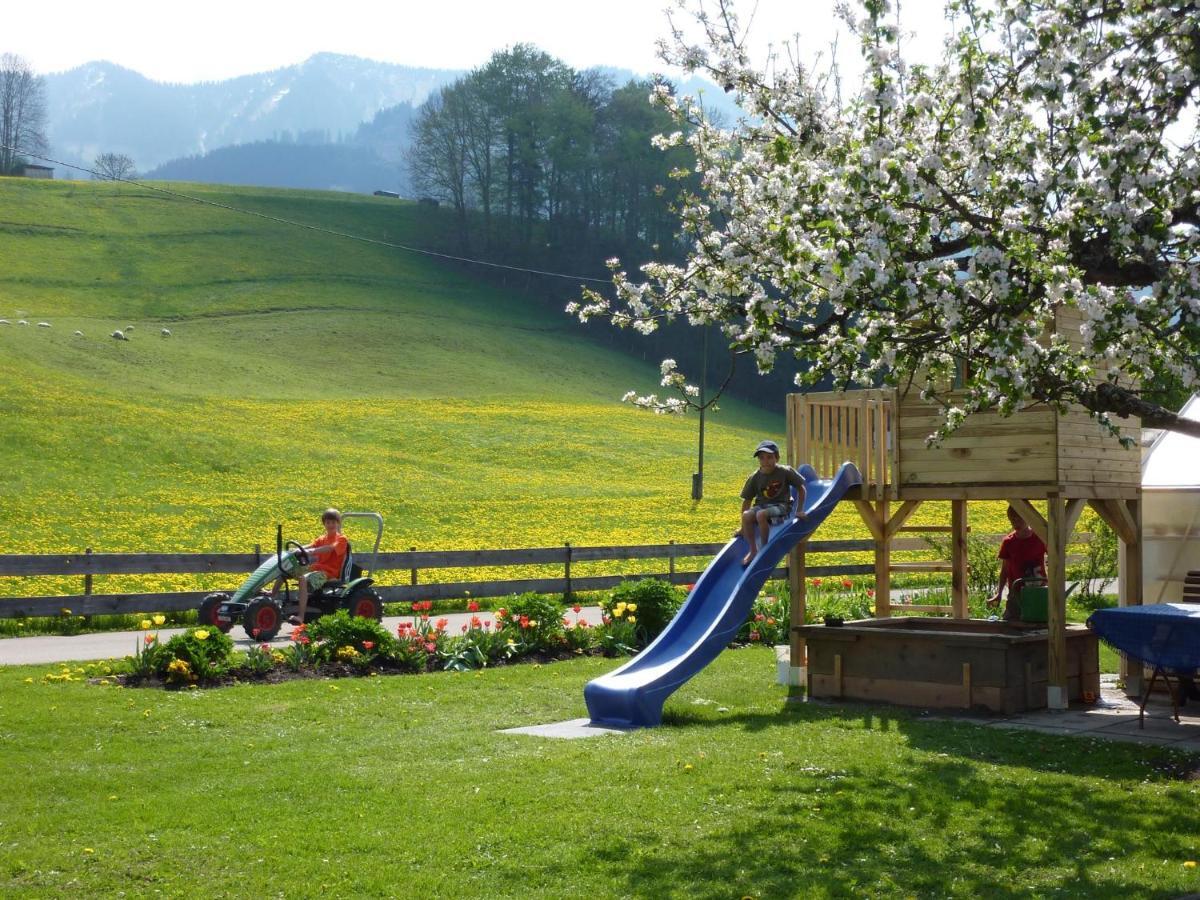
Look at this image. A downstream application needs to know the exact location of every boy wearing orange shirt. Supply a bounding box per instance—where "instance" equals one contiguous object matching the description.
[273,508,349,630]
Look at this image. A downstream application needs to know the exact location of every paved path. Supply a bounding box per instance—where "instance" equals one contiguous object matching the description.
[979,675,1200,749]
[0,607,605,666]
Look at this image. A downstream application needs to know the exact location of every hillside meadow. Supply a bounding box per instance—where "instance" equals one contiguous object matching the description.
[0,177,1013,598]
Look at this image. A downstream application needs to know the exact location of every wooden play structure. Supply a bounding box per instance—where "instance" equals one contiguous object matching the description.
[784,310,1144,709]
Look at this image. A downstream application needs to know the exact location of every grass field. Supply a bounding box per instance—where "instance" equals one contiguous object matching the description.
[0,177,1018,600]
[4,649,1199,897]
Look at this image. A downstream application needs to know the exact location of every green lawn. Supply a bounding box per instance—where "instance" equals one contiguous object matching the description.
[3,649,1198,897]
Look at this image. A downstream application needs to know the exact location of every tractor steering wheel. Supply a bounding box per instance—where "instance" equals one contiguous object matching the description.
[284,540,310,567]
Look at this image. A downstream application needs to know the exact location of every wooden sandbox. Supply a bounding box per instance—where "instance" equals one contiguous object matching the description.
[798,618,1100,714]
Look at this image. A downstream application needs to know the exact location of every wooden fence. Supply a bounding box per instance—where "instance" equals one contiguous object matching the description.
[0,533,1091,619]
[0,539,903,618]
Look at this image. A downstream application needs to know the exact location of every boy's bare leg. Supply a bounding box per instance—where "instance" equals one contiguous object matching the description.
[294,577,309,626]
[757,509,771,549]
[741,509,758,565]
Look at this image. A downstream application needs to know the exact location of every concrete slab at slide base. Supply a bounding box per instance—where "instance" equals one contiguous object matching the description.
[499,718,631,739]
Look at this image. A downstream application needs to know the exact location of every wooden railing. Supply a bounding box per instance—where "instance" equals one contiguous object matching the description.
[0,530,1092,619]
[787,390,893,499]
[0,540,896,618]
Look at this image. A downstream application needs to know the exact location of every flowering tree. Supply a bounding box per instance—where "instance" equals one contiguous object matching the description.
[571,0,1200,439]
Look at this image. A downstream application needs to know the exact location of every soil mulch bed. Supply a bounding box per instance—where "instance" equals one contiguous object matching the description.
[109,646,615,690]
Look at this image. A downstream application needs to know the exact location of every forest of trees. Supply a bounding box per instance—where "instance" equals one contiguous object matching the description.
[407,44,808,409]
[408,45,694,269]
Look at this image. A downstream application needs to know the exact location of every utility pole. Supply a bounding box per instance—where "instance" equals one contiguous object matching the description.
[691,328,707,500]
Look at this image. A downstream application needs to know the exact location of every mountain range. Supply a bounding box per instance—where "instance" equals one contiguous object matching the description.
[42,53,742,195]
[45,53,460,175]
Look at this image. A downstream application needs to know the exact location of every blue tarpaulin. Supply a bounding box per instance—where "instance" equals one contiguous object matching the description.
[1087,604,1200,671]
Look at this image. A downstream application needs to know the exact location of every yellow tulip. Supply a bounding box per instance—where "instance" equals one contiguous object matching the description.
[152,615,166,626]
[139,619,152,630]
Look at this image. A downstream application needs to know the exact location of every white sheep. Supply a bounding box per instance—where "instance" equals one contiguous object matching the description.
[160,328,171,337]
[111,330,127,341]
[73,330,84,337]
[17,320,28,326]
[124,325,134,332]
[37,322,51,328]
[0,319,9,325]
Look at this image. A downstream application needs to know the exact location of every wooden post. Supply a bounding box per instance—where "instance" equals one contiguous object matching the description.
[1117,495,1144,692]
[564,542,572,598]
[253,543,261,566]
[668,540,676,580]
[83,547,93,596]
[409,547,418,586]
[875,499,891,617]
[788,543,807,692]
[951,500,968,618]
[1046,495,1068,709]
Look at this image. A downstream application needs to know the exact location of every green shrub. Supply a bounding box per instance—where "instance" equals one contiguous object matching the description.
[603,579,684,641]
[159,626,235,681]
[498,592,565,649]
[307,610,394,662]
[1070,514,1118,609]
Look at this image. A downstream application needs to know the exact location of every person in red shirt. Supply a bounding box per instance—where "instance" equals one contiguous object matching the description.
[272,508,349,630]
[987,505,1047,622]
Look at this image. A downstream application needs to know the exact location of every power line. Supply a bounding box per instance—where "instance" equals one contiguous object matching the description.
[3,146,613,286]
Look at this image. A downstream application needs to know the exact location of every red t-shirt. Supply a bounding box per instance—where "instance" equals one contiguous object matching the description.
[310,532,349,580]
[998,530,1046,584]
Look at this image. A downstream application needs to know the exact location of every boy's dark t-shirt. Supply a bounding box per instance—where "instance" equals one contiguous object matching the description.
[741,465,805,507]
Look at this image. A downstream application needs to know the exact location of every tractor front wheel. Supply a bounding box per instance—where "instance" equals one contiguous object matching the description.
[198,594,233,633]
[243,597,282,641]
[344,589,383,622]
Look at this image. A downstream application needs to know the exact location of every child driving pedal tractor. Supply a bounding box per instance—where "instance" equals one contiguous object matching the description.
[270,508,349,631]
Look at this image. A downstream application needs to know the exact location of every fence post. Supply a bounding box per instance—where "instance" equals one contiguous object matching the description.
[564,542,572,598]
[668,540,676,580]
[254,543,261,566]
[409,547,418,586]
[83,547,93,596]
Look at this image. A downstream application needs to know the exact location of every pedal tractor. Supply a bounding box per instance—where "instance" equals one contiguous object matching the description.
[197,512,385,641]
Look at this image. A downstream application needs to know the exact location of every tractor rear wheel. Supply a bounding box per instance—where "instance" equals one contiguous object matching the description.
[198,594,233,633]
[243,597,282,641]
[344,589,383,621]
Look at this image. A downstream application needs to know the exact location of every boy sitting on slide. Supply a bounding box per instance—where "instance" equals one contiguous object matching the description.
[739,440,806,566]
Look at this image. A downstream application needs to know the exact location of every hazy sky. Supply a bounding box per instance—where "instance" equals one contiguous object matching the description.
[8,0,949,83]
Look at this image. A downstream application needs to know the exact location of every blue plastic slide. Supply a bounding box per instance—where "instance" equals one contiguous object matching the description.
[585,461,863,728]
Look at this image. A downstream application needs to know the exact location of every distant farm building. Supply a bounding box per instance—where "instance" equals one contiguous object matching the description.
[417,197,440,208]
[373,190,401,198]
[20,164,54,179]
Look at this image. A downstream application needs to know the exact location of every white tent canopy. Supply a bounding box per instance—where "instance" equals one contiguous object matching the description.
[1142,394,1200,603]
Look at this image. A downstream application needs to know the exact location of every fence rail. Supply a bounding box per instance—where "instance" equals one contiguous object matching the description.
[0,532,1091,619]
[0,539,894,618]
